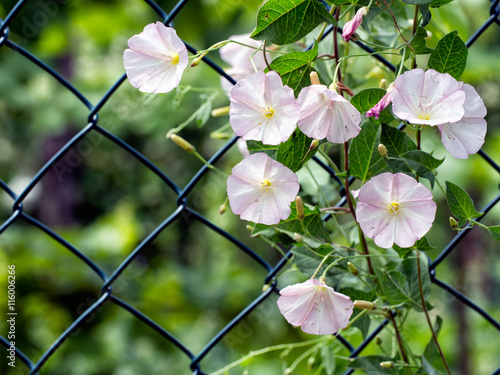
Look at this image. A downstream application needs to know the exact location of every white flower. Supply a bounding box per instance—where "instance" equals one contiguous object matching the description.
[123,22,188,93]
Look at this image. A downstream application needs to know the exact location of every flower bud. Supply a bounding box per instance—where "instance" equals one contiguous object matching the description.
[262,283,270,292]
[284,368,293,375]
[211,106,230,117]
[246,225,254,232]
[295,196,305,221]
[347,261,359,276]
[378,144,388,157]
[191,51,209,67]
[380,361,394,369]
[170,134,195,153]
[354,300,376,310]
[219,203,227,215]
[210,131,231,139]
[310,71,321,85]
[294,232,304,244]
[307,356,316,370]
[379,78,387,89]
[449,216,458,230]
[309,139,320,150]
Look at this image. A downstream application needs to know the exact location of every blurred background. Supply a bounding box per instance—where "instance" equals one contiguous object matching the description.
[0,0,499,374]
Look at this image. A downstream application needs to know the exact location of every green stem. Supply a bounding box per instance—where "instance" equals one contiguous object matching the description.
[311,253,333,279]
[416,252,452,375]
[388,312,411,373]
[317,147,341,174]
[306,164,330,207]
[316,3,339,43]
[411,5,419,69]
[209,337,332,375]
[192,150,229,178]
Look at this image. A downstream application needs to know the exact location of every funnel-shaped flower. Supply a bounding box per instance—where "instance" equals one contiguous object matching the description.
[220,33,269,72]
[230,71,300,145]
[219,34,270,95]
[297,85,361,143]
[356,173,436,248]
[342,7,368,42]
[391,69,466,126]
[278,278,354,335]
[438,84,487,159]
[227,153,299,225]
[123,22,188,93]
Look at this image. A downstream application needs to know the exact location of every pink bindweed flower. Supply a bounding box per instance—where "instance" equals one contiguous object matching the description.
[366,84,394,119]
[297,85,362,143]
[438,84,487,159]
[356,173,436,248]
[342,7,368,42]
[390,69,466,126]
[220,33,269,72]
[123,22,188,93]
[219,34,270,95]
[229,71,300,145]
[227,153,299,225]
[277,278,354,335]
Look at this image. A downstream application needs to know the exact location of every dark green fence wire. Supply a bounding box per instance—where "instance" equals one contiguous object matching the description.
[0,0,499,374]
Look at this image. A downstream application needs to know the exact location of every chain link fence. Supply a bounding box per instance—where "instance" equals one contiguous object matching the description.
[0,0,499,374]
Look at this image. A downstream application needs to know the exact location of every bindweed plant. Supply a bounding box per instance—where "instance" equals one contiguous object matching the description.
[123,1,497,374]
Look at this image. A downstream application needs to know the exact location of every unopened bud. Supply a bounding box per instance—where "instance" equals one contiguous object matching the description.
[210,131,231,139]
[262,283,270,292]
[246,225,254,233]
[170,134,195,153]
[284,368,292,375]
[294,232,304,244]
[310,71,321,85]
[307,356,316,370]
[378,144,388,157]
[379,79,387,89]
[295,196,305,221]
[347,262,359,276]
[354,300,376,310]
[219,203,227,215]
[211,106,230,117]
[449,216,458,230]
[191,51,209,67]
[380,361,394,369]
[309,139,320,150]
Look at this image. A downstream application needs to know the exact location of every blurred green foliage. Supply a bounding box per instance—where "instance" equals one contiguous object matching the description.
[0,0,499,374]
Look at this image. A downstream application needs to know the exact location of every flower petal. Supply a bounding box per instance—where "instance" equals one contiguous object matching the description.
[230,72,300,145]
[391,69,466,126]
[227,153,299,225]
[356,173,436,248]
[278,279,353,335]
[123,22,188,93]
[297,85,361,143]
[438,84,487,159]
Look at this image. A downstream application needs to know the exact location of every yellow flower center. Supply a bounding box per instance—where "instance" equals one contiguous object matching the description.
[263,107,274,119]
[170,53,180,65]
[417,113,430,120]
[389,202,400,214]
[261,180,272,189]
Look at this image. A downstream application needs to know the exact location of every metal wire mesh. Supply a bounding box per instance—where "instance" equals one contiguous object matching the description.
[0,0,499,374]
